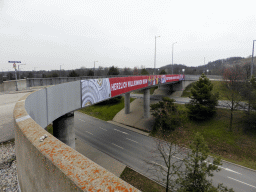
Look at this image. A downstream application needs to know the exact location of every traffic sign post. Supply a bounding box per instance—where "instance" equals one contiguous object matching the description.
[8,61,21,91]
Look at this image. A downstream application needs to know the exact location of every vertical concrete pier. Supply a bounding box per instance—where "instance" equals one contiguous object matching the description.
[124,93,130,114]
[53,112,75,149]
[143,88,150,118]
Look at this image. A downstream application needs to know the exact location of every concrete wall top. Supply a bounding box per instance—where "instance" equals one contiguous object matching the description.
[14,75,186,191]
[14,81,140,191]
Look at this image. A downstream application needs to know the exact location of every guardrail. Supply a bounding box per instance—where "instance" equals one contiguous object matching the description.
[26,75,223,88]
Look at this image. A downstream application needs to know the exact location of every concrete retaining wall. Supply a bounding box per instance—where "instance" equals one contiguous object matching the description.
[13,81,139,192]
[0,79,27,92]
[0,83,3,92]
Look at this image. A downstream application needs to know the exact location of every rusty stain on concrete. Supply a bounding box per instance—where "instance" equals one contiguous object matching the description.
[14,93,140,191]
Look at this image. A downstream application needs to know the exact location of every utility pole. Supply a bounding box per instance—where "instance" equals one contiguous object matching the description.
[154,36,160,75]
[172,42,177,74]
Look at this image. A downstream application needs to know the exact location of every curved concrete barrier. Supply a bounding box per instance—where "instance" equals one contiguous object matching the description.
[13,75,184,191]
[13,81,140,192]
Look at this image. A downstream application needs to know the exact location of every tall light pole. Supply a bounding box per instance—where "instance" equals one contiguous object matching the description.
[154,36,160,75]
[172,42,177,74]
[251,40,256,78]
[94,61,98,76]
[60,65,62,77]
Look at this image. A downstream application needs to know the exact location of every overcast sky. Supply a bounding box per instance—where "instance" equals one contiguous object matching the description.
[1,0,256,72]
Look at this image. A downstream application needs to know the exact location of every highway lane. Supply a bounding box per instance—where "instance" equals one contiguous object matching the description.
[74,112,256,191]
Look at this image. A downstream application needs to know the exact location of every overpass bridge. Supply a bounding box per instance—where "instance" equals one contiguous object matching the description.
[14,74,186,191]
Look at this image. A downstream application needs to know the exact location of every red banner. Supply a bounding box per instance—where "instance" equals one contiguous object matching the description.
[109,74,184,97]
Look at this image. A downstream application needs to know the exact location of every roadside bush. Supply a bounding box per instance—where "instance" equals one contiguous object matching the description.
[151,97,184,133]
[242,111,256,133]
[186,73,219,121]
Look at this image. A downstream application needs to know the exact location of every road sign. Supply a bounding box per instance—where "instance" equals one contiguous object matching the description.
[13,63,16,69]
[8,61,21,63]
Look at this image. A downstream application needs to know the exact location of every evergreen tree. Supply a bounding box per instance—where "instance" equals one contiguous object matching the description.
[87,70,94,76]
[160,69,167,75]
[177,132,234,192]
[68,70,79,77]
[185,74,219,121]
[140,68,149,75]
[107,66,119,75]
[151,97,184,132]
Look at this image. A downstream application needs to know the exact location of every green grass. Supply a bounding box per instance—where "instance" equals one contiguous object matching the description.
[79,97,135,121]
[181,81,235,100]
[46,124,53,135]
[120,167,167,192]
[151,105,256,170]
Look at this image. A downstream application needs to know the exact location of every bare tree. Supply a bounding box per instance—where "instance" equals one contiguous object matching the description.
[146,136,187,191]
[222,64,245,131]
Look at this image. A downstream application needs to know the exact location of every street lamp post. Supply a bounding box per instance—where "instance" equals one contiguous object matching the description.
[251,40,256,78]
[154,36,160,75]
[94,61,98,76]
[60,65,62,77]
[172,42,177,74]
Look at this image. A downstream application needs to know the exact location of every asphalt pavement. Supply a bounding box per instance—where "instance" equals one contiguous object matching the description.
[75,111,256,191]
[0,92,31,143]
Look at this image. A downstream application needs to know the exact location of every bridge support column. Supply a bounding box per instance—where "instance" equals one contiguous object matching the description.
[53,112,75,149]
[143,88,150,118]
[124,93,130,114]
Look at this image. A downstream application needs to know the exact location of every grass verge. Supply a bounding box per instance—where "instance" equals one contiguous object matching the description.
[150,104,256,170]
[181,81,233,100]
[120,167,167,192]
[79,97,135,121]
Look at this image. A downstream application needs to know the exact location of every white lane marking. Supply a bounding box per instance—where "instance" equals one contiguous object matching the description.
[114,129,128,135]
[126,138,138,143]
[204,161,242,175]
[219,166,242,175]
[99,127,107,131]
[78,119,107,131]
[228,177,256,189]
[151,161,168,170]
[85,131,93,135]
[112,143,123,149]
[173,155,182,160]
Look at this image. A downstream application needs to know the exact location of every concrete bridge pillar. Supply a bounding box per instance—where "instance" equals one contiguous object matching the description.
[124,93,130,114]
[53,112,75,149]
[143,88,150,118]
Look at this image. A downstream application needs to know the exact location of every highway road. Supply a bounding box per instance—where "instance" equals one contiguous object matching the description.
[130,94,249,111]
[74,112,256,191]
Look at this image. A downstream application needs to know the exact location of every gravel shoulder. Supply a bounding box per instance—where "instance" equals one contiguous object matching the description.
[0,140,19,192]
